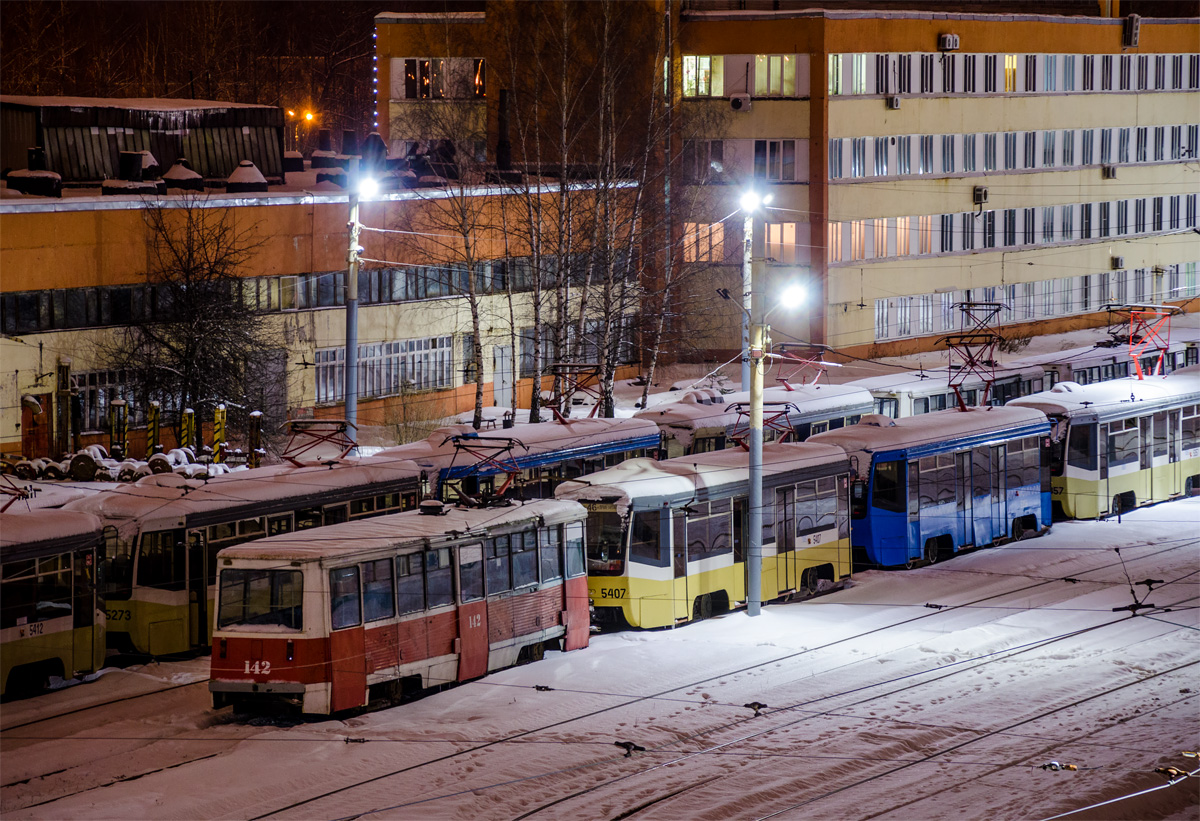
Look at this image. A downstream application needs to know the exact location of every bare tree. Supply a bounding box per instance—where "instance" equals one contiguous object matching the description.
[100,195,285,446]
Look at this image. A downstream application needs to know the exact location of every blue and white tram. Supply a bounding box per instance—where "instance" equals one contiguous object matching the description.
[845,363,1046,419]
[810,406,1052,568]
[378,417,662,502]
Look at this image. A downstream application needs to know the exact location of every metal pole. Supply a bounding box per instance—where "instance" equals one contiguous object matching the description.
[747,320,765,617]
[742,211,753,391]
[345,187,361,446]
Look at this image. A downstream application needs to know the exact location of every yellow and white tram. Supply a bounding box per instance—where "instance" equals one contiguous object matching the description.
[1010,369,1200,519]
[556,442,853,629]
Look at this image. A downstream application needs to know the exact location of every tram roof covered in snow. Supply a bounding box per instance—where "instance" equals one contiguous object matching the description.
[376,417,660,467]
[555,442,848,515]
[1009,370,1200,419]
[634,383,872,442]
[216,498,586,563]
[61,456,421,537]
[0,508,103,559]
[809,405,1050,465]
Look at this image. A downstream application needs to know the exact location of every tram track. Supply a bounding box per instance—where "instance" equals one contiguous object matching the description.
[0,678,209,735]
[244,534,1194,820]
[508,592,1198,820]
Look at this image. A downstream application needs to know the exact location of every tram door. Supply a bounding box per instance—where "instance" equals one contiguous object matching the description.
[957,452,972,546]
[992,446,1005,540]
[1167,410,1182,495]
[187,532,208,649]
[456,544,489,681]
[970,446,994,546]
[669,511,689,621]
[776,488,795,593]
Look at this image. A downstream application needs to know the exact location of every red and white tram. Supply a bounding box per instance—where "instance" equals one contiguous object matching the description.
[209,498,590,714]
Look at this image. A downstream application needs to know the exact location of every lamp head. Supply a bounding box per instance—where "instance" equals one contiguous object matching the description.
[357,176,379,198]
[740,191,761,212]
[779,283,806,309]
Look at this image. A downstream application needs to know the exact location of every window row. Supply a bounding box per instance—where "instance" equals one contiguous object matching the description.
[1,251,632,336]
[829,123,1199,180]
[830,51,1200,97]
[681,138,810,183]
[683,51,1200,101]
[873,263,1200,342]
[315,336,455,403]
[829,195,1199,263]
[325,522,586,631]
[388,57,487,101]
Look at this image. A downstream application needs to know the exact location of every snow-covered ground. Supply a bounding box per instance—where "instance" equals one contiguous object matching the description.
[3,498,1197,821]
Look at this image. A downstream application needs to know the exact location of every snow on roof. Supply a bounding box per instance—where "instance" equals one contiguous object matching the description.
[635,383,872,443]
[217,498,584,562]
[377,417,660,466]
[227,161,266,183]
[1,509,102,549]
[62,456,422,537]
[1009,370,1200,417]
[809,405,1049,463]
[0,95,275,111]
[845,362,1044,395]
[555,442,847,516]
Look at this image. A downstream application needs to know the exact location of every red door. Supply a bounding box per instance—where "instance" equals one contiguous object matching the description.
[457,600,489,681]
[329,627,367,711]
[563,577,590,651]
[21,393,51,458]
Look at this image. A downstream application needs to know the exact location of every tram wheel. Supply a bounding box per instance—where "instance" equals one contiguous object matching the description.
[693,594,713,621]
[1011,519,1026,541]
[923,539,940,564]
[904,554,919,571]
[800,568,817,597]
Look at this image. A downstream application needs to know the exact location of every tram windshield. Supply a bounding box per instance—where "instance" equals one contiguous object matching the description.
[586,508,626,576]
[218,569,303,629]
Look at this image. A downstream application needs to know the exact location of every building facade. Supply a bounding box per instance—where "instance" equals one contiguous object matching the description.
[374,3,1199,360]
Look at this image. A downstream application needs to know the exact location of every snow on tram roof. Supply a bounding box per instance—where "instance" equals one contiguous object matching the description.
[1009,370,1200,416]
[555,442,847,514]
[808,405,1048,463]
[636,383,872,428]
[61,456,421,534]
[376,417,659,465]
[217,498,586,562]
[1,508,102,549]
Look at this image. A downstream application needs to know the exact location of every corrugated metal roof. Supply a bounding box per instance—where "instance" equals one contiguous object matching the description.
[0,96,285,184]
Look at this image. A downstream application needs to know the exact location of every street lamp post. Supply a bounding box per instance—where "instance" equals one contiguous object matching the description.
[747,283,805,617]
[738,191,772,391]
[345,174,378,448]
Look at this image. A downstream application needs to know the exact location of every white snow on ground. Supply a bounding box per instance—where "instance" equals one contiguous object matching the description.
[2,498,1196,820]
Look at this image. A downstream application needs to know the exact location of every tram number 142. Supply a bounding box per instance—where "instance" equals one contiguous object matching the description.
[244,660,272,675]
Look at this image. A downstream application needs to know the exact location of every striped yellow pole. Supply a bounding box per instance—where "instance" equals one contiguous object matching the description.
[213,404,227,463]
[182,408,196,452]
[147,401,161,456]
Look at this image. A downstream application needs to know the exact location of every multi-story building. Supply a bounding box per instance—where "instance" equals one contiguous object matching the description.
[375,3,1199,359]
[0,98,637,461]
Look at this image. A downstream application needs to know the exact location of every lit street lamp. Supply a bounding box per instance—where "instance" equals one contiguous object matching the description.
[739,190,772,391]
[345,174,378,448]
[747,282,805,617]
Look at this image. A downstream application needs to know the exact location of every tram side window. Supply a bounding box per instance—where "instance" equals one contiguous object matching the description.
[837,475,850,539]
[1107,419,1139,468]
[105,535,134,600]
[1183,405,1200,451]
[1066,423,1098,471]
[486,536,512,594]
[630,510,669,567]
[918,457,939,508]
[971,448,991,498]
[1153,411,1170,459]
[396,553,425,614]
[565,522,586,578]
[913,398,929,415]
[795,481,818,535]
[350,496,376,518]
[459,544,485,602]
[687,499,732,560]
[295,507,322,530]
[816,477,838,531]
[1,554,72,628]
[512,530,538,587]
[776,488,795,550]
[267,515,293,536]
[425,548,454,608]
[874,398,899,418]
[329,566,362,630]
[871,460,905,512]
[539,526,563,582]
[137,530,186,591]
[362,558,395,622]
